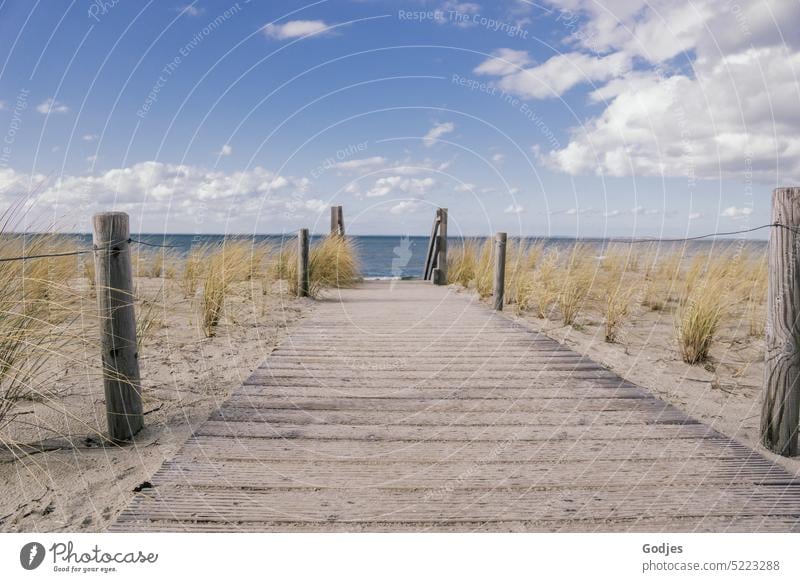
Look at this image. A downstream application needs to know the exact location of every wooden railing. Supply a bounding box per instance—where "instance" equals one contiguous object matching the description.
[423,208,447,285]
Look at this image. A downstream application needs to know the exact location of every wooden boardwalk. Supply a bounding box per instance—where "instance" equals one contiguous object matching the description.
[113,281,800,532]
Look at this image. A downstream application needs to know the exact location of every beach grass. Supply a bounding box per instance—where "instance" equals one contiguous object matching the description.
[284,235,361,298]
[0,233,83,432]
[447,238,479,287]
[448,239,767,365]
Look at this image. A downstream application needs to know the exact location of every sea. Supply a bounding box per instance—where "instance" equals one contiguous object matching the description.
[68,234,768,280]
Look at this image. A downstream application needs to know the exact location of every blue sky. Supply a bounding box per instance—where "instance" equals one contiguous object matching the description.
[0,0,797,236]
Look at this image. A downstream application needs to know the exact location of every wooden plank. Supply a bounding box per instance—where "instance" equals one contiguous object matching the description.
[177,435,762,463]
[207,408,692,426]
[195,421,717,441]
[150,458,789,490]
[234,385,650,399]
[223,395,668,411]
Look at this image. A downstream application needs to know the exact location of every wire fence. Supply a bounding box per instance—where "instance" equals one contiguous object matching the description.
[0,237,180,263]
[0,223,791,263]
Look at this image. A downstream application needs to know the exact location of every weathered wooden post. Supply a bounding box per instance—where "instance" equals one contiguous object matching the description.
[330,206,345,236]
[92,212,143,441]
[298,228,310,297]
[493,232,507,311]
[432,208,448,285]
[762,187,800,456]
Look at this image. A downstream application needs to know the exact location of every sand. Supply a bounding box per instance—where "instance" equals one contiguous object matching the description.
[0,277,310,532]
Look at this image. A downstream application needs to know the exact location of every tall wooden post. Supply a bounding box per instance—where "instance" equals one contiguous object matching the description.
[493,232,507,311]
[92,212,143,441]
[298,228,310,297]
[432,208,448,285]
[762,187,800,456]
[330,206,344,236]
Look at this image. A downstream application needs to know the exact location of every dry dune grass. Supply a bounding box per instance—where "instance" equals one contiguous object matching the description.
[198,240,276,337]
[474,239,494,299]
[448,239,768,365]
[447,238,479,288]
[0,233,86,437]
[0,231,360,445]
[284,235,361,298]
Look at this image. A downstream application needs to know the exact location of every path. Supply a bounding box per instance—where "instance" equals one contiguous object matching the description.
[112,281,800,532]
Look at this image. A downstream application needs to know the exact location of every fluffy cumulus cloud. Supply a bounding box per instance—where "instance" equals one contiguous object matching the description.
[263,20,331,40]
[482,0,800,182]
[1,162,326,224]
[36,98,68,115]
[504,203,525,214]
[390,199,425,215]
[475,50,631,99]
[335,156,387,172]
[365,176,435,198]
[720,206,754,219]
[423,122,455,147]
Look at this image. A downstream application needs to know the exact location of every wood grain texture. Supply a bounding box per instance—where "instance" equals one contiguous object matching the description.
[493,232,507,311]
[423,210,440,281]
[297,228,309,298]
[92,211,143,441]
[762,188,800,456]
[436,208,448,285]
[112,281,800,532]
[330,206,344,236]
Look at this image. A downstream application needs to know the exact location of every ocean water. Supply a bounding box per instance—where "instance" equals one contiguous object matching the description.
[68,234,768,279]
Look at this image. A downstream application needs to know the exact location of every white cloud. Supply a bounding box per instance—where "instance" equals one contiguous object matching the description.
[688,212,702,220]
[365,176,435,198]
[551,206,594,216]
[491,152,505,163]
[423,122,455,147]
[335,156,387,172]
[533,0,800,182]
[86,155,97,163]
[603,209,621,217]
[218,144,233,156]
[436,1,481,26]
[390,199,424,215]
[36,98,68,115]
[720,206,753,218]
[3,162,323,223]
[473,48,531,76]
[475,49,631,99]
[0,101,6,111]
[0,169,49,206]
[82,134,98,142]
[454,182,475,192]
[179,4,203,16]
[263,20,331,40]
[504,204,524,214]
